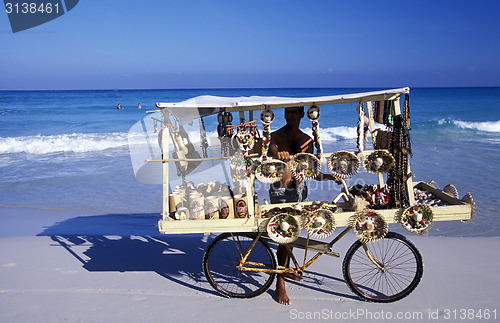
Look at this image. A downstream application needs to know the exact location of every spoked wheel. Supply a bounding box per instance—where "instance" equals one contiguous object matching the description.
[342,232,423,303]
[203,233,277,298]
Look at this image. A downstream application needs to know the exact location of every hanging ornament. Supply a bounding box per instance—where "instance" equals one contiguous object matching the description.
[255,108,286,184]
[348,210,388,243]
[356,103,366,155]
[233,128,255,152]
[328,151,360,179]
[303,208,336,239]
[400,204,433,234]
[363,150,395,174]
[307,105,326,164]
[260,108,275,125]
[289,152,320,182]
[266,213,301,244]
[255,160,287,184]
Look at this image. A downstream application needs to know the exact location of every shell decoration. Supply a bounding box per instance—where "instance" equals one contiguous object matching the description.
[348,210,388,243]
[289,153,320,182]
[363,150,395,174]
[303,208,336,239]
[255,159,287,184]
[328,151,360,179]
[400,204,434,234]
[266,213,301,244]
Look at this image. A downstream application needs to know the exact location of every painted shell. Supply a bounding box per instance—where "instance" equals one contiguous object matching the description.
[307,105,320,121]
[328,151,360,179]
[255,159,287,184]
[303,208,336,239]
[289,153,320,182]
[363,150,395,174]
[260,108,275,124]
[267,213,301,244]
[348,210,388,243]
[400,204,434,234]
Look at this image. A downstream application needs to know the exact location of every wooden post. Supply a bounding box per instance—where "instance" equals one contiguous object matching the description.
[162,125,170,220]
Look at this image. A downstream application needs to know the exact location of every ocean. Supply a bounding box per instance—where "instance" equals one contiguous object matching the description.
[1,88,499,237]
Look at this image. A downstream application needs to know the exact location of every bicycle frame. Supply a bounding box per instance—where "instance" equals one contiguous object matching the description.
[235,226,385,275]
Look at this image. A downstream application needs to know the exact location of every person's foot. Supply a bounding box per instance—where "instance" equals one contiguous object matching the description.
[275,278,290,305]
[282,272,302,281]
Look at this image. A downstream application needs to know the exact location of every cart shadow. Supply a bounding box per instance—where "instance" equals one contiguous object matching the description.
[38,213,219,296]
[38,213,359,301]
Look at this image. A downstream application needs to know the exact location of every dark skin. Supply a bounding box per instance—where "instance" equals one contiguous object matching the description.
[268,107,338,305]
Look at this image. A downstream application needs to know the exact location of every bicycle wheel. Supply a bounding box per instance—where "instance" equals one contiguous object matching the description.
[203,233,277,298]
[342,231,423,303]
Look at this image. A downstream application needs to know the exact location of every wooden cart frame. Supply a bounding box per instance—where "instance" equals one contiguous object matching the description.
[151,87,473,235]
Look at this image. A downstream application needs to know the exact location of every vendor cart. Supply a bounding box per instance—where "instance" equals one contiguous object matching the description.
[140,87,474,302]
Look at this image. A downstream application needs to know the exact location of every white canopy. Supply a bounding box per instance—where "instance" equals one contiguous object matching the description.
[156,87,409,124]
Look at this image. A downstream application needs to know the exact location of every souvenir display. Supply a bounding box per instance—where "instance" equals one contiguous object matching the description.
[217,111,233,156]
[255,108,287,184]
[307,105,326,164]
[255,160,287,184]
[413,188,445,207]
[154,89,476,303]
[328,151,360,179]
[356,103,367,153]
[260,108,275,125]
[230,153,247,181]
[461,192,476,218]
[205,196,220,219]
[348,210,388,243]
[261,206,304,219]
[443,183,459,199]
[289,152,320,182]
[349,184,392,209]
[400,204,433,234]
[219,196,234,219]
[233,128,256,152]
[363,150,395,174]
[266,213,301,244]
[387,115,412,208]
[234,195,249,218]
[260,108,274,159]
[303,208,336,239]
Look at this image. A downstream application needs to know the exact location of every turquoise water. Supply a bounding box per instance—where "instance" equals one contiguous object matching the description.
[0,88,499,236]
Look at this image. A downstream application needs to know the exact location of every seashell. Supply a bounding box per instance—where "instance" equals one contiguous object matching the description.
[280,221,290,231]
[364,218,375,232]
[312,217,325,228]
[412,211,423,222]
[373,157,383,168]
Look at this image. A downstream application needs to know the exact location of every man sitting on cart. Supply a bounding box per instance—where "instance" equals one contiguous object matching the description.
[268,106,339,305]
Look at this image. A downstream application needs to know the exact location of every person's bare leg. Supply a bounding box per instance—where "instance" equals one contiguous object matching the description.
[275,244,290,305]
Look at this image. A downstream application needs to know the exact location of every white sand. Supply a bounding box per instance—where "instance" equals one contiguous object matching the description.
[1,207,499,322]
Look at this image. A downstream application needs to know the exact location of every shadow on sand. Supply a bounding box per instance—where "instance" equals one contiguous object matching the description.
[38,213,358,301]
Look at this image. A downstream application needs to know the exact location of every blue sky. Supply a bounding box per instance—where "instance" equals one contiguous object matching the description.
[1,0,499,90]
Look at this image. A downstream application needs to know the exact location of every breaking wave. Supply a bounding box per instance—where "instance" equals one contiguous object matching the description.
[450,120,500,133]
[0,132,145,155]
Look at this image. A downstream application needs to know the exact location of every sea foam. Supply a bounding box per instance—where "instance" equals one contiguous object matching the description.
[0,132,145,155]
[452,120,500,133]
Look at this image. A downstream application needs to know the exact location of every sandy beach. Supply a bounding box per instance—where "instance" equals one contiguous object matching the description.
[1,207,498,322]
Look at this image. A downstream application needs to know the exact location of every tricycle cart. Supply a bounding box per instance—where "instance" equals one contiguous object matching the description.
[141,87,474,302]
